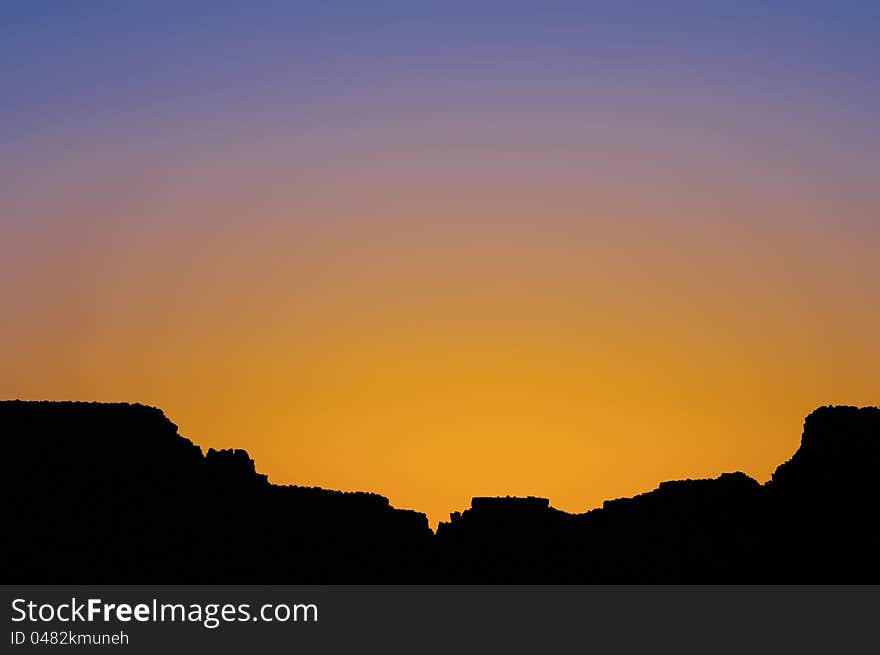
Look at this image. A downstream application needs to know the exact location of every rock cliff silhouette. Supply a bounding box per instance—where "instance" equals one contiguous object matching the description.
[1,401,430,583]
[1,401,877,582]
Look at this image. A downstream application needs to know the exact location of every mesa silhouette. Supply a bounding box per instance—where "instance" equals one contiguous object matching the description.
[2,401,878,583]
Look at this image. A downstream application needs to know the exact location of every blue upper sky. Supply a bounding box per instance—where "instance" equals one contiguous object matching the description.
[3,1,878,139]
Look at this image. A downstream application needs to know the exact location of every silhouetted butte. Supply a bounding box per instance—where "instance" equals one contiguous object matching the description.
[1,401,877,582]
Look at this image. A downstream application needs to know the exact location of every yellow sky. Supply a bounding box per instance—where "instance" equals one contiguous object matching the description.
[2,71,878,526]
[4,184,878,526]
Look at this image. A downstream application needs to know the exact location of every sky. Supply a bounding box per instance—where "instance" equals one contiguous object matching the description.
[2,2,879,526]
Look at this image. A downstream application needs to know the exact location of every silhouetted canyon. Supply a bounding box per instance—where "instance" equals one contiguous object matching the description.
[2,401,878,583]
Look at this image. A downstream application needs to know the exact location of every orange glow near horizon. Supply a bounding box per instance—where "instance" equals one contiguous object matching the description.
[3,55,878,527]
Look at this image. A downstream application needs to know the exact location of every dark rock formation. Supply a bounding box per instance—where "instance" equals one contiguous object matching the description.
[763,406,880,581]
[436,472,766,582]
[1,401,877,583]
[0,401,431,583]
[434,406,880,582]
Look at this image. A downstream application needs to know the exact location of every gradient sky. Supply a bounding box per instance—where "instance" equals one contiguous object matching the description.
[3,2,879,526]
